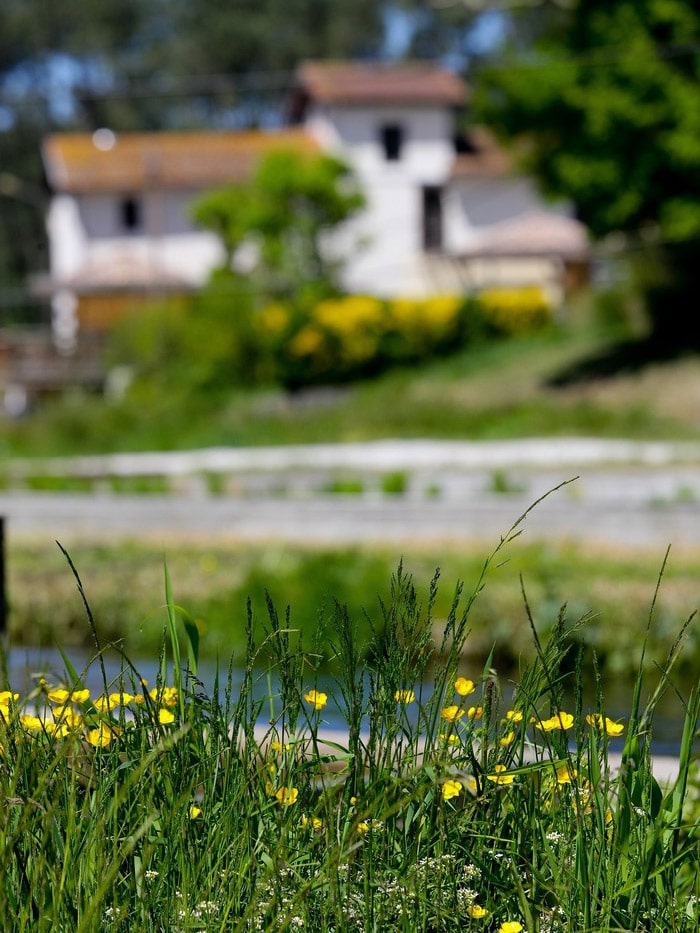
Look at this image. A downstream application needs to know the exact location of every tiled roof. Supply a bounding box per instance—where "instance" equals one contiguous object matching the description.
[295,60,468,106]
[42,128,319,193]
[451,128,514,178]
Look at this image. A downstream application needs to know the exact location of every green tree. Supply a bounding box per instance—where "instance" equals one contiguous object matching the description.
[190,188,256,271]
[171,0,384,78]
[476,0,700,348]
[192,149,365,303]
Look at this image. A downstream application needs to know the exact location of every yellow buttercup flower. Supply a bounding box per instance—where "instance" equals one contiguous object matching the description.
[188,805,202,819]
[47,688,71,705]
[86,724,116,747]
[52,707,83,729]
[157,708,175,725]
[71,689,90,704]
[487,764,516,785]
[440,732,460,745]
[93,696,114,713]
[275,786,298,806]
[45,721,70,738]
[270,740,290,753]
[303,690,327,711]
[504,709,523,723]
[586,713,624,736]
[150,686,178,707]
[442,779,463,801]
[467,705,483,720]
[556,763,577,785]
[499,922,523,933]
[535,711,574,731]
[0,692,19,704]
[441,705,465,723]
[108,692,134,706]
[394,689,415,703]
[357,820,370,834]
[301,815,323,831]
[468,905,489,919]
[454,677,475,696]
[20,714,43,733]
[499,731,515,747]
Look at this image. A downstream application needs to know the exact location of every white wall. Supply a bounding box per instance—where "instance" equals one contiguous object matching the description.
[307,103,457,296]
[46,195,87,280]
[48,189,225,287]
[47,105,578,305]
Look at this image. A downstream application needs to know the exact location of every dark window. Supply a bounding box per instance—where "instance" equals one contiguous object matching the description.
[454,131,477,154]
[422,186,443,251]
[380,124,403,161]
[120,196,142,231]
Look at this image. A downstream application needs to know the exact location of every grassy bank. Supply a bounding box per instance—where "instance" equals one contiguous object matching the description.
[3,325,700,459]
[8,537,699,679]
[0,553,697,931]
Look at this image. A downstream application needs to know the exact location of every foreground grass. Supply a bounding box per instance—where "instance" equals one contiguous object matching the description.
[9,538,700,679]
[3,326,700,459]
[0,537,697,931]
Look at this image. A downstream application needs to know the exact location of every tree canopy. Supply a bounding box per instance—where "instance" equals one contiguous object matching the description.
[192,149,365,303]
[475,0,700,344]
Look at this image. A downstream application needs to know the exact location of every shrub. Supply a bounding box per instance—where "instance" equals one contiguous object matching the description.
[262,288,552,388]
[110,270,272,393]
[112,283,554,395]
[474,285,553,338]
[260,293,469,387]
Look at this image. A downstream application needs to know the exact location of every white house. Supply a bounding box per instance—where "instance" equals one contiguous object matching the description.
[40,60,588,345]
[291,62,587,300]
[40,127,320,346]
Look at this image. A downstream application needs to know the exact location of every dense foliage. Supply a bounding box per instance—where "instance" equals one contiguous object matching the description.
[192,150,365,304]
[257,287,552,388]
[476,0,700,346]
[111,284,553,393]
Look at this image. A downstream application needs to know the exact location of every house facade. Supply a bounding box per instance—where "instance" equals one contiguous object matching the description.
[291,62,587,301]
[40,128,319,348]
[40,60,588,347]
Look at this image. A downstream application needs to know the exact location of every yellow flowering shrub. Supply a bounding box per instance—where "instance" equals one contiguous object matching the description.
[288,325,327,360]
[258,302,290,335]
[385,295,462,356]
[255,286,552,387]
[474,286,552,337]
[262,292,472,386]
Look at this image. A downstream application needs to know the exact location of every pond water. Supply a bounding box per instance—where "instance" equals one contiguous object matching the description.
[4,646,696,757]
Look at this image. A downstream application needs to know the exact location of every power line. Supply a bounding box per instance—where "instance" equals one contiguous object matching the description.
[431,0,575,9]
[0,70,296,108]
[477,41,700,74]
[0,37,698,110]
